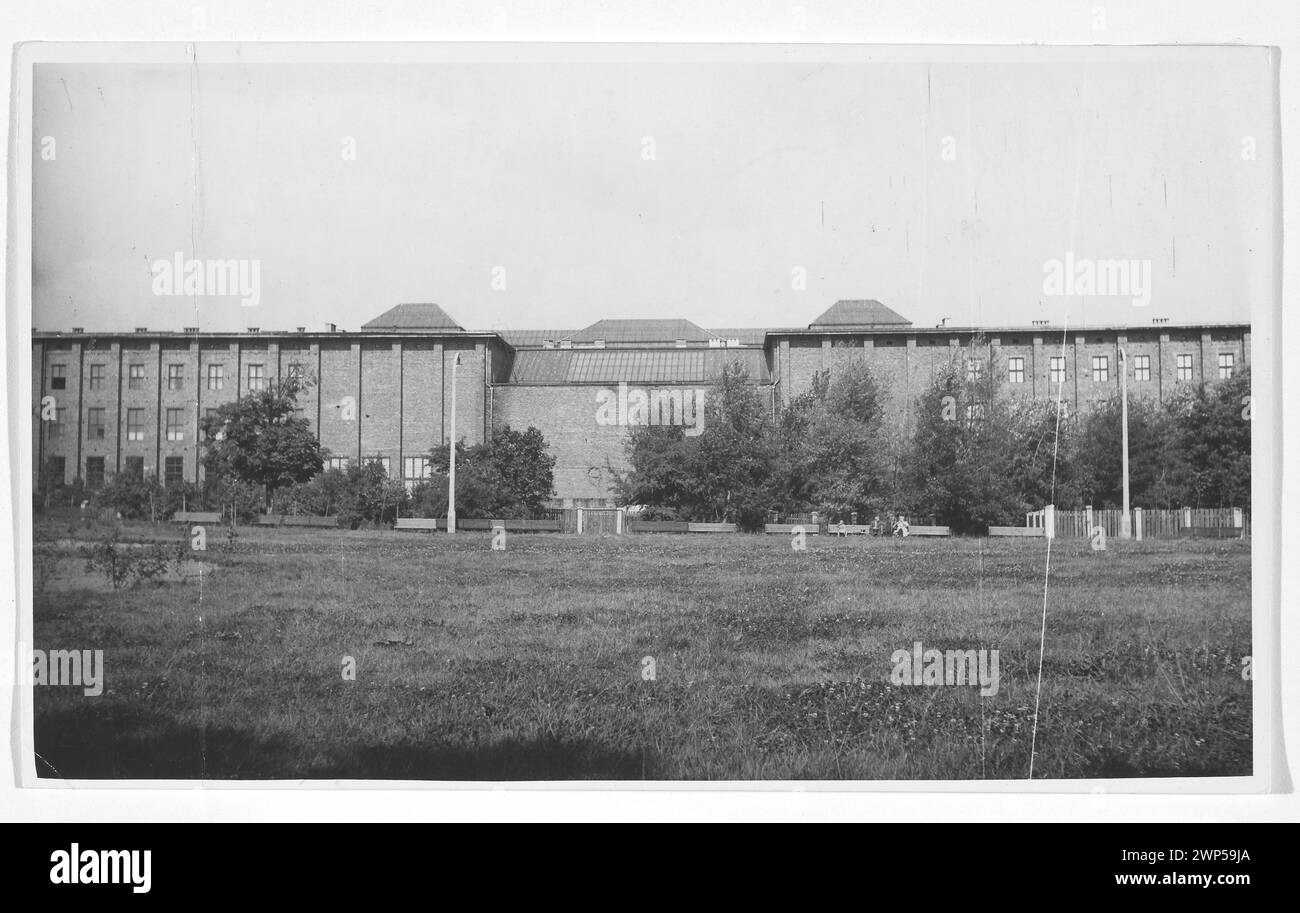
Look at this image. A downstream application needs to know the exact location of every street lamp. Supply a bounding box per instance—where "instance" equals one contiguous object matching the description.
[1119,347,1132,539]
[447,352,460,535]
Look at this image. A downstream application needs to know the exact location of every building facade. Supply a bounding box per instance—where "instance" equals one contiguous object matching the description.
[32,300,1250,506]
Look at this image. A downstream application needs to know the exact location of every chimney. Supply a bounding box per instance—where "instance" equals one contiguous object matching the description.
[296,327,306,333]
[247,327,260,333]
[326,322,337,333]
[72,327,84,333]
[134,327,148,333]
[183,327,199,334]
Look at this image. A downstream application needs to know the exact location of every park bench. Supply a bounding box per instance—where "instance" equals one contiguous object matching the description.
[256,515,339,528]
[908,525,951,537]
[827,523,872,536]
[687,522,737,533]
[456,519,497,530]
[171,511,222,524]
[988,526,1044,537]
[394,518,444,532]
[628,520,690,533]
[393,518,563,532]
[494,518,561,532]
[764,523,819,535]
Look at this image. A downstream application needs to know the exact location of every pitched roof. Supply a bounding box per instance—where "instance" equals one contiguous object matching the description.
[497,329,580,348]
[566,318,717,345]
[809,299,912,328]
[361,303,464,331]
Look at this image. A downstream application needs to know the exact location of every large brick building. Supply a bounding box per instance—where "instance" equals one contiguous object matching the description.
[32,300,1250,506]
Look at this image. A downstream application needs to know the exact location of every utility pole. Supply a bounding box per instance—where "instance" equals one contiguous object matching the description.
[447,352,460,535]
[1120,347,1132,539]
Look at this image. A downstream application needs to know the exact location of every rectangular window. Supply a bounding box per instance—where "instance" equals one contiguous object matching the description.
[128,363,146,390]
[1218,352,1235,379]
[363,455,391,476]
[88,364,105,391]
[50,364,67,390]
[247,364,265,391]
[325,457,349,473]
[287,362,304,383]
[47,406,65,439]
[403,456,432,484]
[87,407,106,440]
[48,456,66,485]
[1176,353,1194,381]
[207,364,224,390]
[167,364,185,391]
[164,456,185,487]
[124,456,144,480]
[166,408,185,442]
[126,408,145,441]
[1049,356,1066,385]
[965,403,986,424]
[85,457,105,488]
[965,358,985,382]
[1007,356,1025,384]
[1132,355,1151,382]
[1091,355,1109,383]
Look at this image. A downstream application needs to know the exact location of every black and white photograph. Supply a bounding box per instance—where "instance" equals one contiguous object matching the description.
[13,41,1273,787]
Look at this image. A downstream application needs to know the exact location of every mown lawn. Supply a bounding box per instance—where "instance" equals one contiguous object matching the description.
[30,522,1252,780]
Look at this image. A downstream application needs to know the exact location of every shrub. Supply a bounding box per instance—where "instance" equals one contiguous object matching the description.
[81,530,173,589]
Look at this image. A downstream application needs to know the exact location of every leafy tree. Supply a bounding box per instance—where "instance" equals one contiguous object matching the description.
[614,362,777,529]
[1074,393,1178,509]
[779,359,893,519]
[202,475,265,524]
[200,377,323,509]
[1164,368,1251,508]
[1004,399,1082,512]
[419,424,557,519]
[903,341,1025,533]
[333,460,408,528]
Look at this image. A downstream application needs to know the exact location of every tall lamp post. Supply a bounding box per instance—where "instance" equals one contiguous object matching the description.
[1119,347,1132,539]
[447,352,460,535]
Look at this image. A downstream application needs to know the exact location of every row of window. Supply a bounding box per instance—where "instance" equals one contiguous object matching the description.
[48,405,310,443]
[57,456,187,489]
[61,407,190,441]
[57,454,436,489]
[974,352,1234,384]
[50,362,304,392]
[324,456,436,484]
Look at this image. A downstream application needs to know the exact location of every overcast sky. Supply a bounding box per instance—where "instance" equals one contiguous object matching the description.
[32,50,1274,334]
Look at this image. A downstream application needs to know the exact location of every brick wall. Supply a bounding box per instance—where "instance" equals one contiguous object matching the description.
[30,323,1251,499]
[491,385,639,502]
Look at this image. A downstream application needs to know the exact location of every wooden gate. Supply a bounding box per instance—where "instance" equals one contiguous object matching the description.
[561,508,625,535]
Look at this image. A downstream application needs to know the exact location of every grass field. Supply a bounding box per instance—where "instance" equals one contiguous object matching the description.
[30,521,1252,780]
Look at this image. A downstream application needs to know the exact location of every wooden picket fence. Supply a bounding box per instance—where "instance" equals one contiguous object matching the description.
[1025,507,1247,539]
